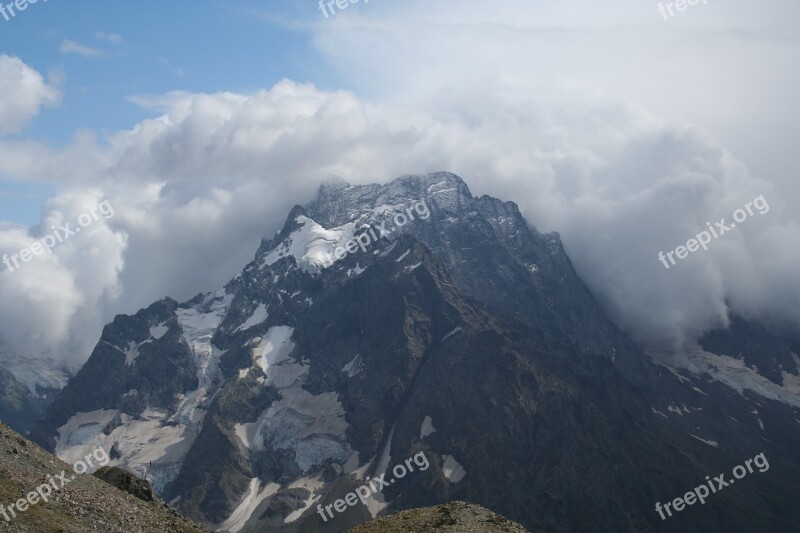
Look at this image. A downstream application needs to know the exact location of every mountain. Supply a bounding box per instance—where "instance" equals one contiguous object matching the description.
[0,352,70,435]
[0,420,206,532]
[29,173,800,532]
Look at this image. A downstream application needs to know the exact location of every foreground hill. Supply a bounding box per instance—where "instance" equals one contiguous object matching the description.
[0,421,205,532]
[349,501,527,532]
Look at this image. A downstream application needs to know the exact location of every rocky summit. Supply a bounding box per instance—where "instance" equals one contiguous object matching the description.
[25,173,800,532]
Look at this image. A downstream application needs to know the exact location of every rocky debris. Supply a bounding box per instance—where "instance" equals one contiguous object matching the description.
[348,501,529,532]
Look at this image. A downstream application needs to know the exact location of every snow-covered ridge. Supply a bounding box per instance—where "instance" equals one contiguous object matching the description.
[261,215,356,273]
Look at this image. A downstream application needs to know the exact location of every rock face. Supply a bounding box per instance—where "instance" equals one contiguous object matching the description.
[94,466,157,502]
[0,421,206,532]
[348,501,528,532]
[0,367,42,436]
[29,173,800,532]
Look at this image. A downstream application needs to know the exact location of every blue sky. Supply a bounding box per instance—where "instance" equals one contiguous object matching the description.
[0,0,341,223]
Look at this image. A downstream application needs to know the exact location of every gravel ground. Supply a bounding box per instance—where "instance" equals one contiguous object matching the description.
[0,421,207,533]
[348,501,530,532]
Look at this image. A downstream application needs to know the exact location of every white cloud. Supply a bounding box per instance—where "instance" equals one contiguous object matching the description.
[1,80,798,366]
[0,55,61,136]
[59,39,104,58]
[308,0,800,212]
[94,32,123,45]
[0,191,125,368]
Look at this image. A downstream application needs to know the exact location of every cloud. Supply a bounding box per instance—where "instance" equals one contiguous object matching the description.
[0,191,125,368]
[2,0,800,365]
[94,32,123,45]
[59,39,104,58]
[1,79,799,367]
[0,56,61,136]
[307,0,800,213]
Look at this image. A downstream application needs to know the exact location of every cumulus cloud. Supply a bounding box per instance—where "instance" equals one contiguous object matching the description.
[2,0,800,365]
[0,191,125,367]
[1,80,798,365]
[0,55,61,136]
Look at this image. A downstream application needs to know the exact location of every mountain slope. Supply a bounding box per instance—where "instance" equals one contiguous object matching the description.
[0,421,206,532]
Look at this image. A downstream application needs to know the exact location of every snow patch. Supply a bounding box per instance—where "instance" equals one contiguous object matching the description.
[124,341,140,366]
[150,323,169,340]
[347,264,367,277]
[177,293,230,386]
[667,405,684,416]
[56,408,199,491]
[171,291,231,425]
[442,326,463,341]
[235,304,268,332]
[252,326,297,385]
[653,348,800,408]
[284,476,324,523]
[420,416,436,439]
[690,434,719,448]
[405,261,422,272]
[342,353,364,378]
[218,478,280,533]
[235,328,350,473]
[442,454,467,484]
[365,425,394,517]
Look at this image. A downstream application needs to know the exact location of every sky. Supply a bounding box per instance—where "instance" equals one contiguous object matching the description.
[1,0,799,368]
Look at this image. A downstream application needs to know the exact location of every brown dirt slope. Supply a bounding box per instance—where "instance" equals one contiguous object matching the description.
[0,421,206,532]
[349,501,530,533]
